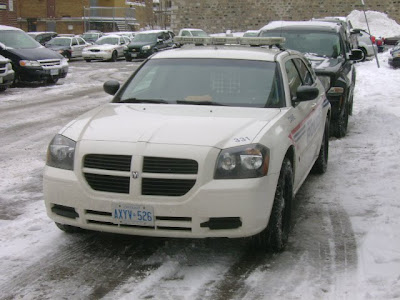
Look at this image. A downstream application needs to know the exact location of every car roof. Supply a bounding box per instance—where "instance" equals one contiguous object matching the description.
[261,20,340,32]
[137,30,171,34]
[0,25,22,31]
[151,45,286,62]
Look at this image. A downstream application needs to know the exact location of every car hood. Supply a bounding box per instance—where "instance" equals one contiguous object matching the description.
[61,104,281,148]
[5,47,64,60]
[305,54,343,75]
[86,44,117,51]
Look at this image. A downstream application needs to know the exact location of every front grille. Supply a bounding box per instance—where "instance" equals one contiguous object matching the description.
[143,157,198,174]
[89,49,100,52]
[38,59,61,68]
[84,173,130,194]
[0,63,6,74]
[84,154,131,171]
[142,178,196,196]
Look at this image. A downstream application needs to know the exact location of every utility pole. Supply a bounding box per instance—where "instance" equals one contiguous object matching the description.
[361,0,380,68]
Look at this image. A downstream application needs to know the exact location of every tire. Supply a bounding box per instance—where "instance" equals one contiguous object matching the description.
[85,59,91,62]
[110,51,118,62]
[333,102,349,138]
[359,47,367,62]
[47,77,59,84]
[251,158,293,252]
[0,86,7,92]
[55,222,81,233]
[312,118,329,174]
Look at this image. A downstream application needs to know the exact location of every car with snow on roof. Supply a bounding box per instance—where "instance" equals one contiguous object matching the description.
[388,43,400,68]
[82,35,130,62]
[259,21,362,138]
[43,36,330,252]
[0,54,15,92]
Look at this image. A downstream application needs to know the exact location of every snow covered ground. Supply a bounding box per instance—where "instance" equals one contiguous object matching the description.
[0,11,400,300]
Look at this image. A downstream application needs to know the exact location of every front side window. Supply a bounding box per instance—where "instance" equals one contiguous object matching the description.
[293,58,314,86]
[96,37,119,45]
[115,58,285,108]
[261,30,342,58]
[285,60,303,100]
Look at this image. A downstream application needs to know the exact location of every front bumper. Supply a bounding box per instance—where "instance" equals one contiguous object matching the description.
[83,51,112,61]
[43,142,279,239]
[389,57,400,68]
[124,48,152,59]
[18,66,68,82]
[0,70,15,88]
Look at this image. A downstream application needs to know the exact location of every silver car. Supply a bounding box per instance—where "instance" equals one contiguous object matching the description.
[352,29,378,61]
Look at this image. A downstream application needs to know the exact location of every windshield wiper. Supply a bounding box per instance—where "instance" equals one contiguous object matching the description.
[120,98,169,104]
[176,100,226,106]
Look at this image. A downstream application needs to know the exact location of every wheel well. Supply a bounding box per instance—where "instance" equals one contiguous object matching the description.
[284,146,295,176]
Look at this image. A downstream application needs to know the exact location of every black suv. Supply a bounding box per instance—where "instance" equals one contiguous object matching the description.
[260,21,362,137]
[124,30,175,61]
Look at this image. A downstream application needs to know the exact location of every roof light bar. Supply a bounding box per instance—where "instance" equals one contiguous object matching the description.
[174,36,286,46]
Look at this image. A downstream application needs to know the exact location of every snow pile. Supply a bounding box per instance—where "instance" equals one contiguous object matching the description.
[347,10,400,37]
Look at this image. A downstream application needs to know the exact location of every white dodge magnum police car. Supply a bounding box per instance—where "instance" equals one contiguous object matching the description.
[44,37,330,252]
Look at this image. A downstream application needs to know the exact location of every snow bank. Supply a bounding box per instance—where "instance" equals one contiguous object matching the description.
[347,10,400,37]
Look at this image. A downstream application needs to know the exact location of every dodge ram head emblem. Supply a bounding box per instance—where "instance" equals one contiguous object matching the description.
[132,171,139,179]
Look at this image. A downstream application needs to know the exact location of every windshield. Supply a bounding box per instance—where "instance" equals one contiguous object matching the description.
[191,31,208,37]
[82,33,98,40]
[260,30,342,57]
[96,37,119,45]
[0,30,41,49]
[115,58,284,108]
[132,33,158,43]
[46,38,71,46]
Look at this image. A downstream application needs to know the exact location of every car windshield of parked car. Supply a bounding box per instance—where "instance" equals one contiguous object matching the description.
[132,33,158,43]
[96,37,119,45]
[261,29,342,58]
[82,33,98,40]
[47,38,71,47]
[0,30,41,49]
[116,58,284,108]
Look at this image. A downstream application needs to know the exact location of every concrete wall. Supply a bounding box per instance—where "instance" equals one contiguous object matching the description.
[170,0,400,34]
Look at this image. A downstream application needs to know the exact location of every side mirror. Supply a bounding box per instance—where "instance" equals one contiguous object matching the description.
[349,49,363,61]
[295,86,319,102]
[103,80,120,95]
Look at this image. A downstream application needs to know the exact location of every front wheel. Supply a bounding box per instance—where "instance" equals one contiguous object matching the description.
[110,51,118,62]
[251,158,293,252]
[332,102,349,138]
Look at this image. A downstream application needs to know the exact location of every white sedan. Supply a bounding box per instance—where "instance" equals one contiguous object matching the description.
[44,37,330,252]
[82,35,130,62]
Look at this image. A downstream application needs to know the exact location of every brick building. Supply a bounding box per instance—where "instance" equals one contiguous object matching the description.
[1,0,155,34]
[170,0,400,34]
[0,0,17,26]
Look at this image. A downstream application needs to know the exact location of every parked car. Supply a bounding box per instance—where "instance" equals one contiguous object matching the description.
[383,35,400,45]
[0,25,68,84]
[388,43,400,68]
[27,31,58,45]
[81,31,103,44]
[259,21,362,138]
[177,28,208,37]
[44,36,330,252]
[351,29,378,61]
[82,35,130,62]
[0,54,15,91]
[124,30,175,61]
[311,16,358,50]
[243,30,260,37]
[45,36,91,60]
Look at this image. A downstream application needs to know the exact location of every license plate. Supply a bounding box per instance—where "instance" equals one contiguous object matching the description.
[112,203,154,226]
[131,53,137,58]
[0,77,3,84]
[50,69,59,75]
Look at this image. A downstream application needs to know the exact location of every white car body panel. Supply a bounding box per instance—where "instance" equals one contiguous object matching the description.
[44,45,330,239]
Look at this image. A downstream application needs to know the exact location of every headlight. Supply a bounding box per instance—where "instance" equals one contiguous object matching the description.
[142,45,151,50]
[214,144,270,179]
[61,58,68,66]
[46,134,76,170]
[19,60,41,67]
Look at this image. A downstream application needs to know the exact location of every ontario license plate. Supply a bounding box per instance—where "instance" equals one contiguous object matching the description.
[131,53,137,58]
[50,69,59,75]
[0,77,3,83]
[112,203,154,226]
